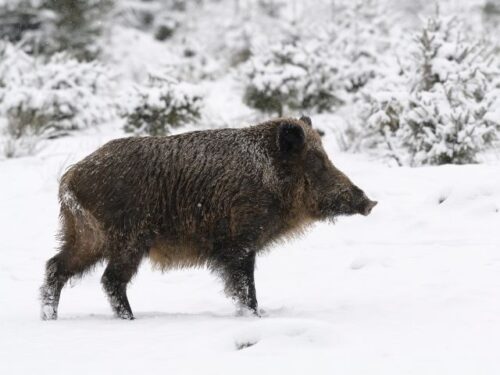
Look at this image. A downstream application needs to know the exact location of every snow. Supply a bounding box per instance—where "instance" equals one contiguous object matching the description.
[1,125,500,374]
[1,0,500,373]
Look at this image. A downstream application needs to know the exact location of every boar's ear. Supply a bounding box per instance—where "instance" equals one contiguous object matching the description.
[278,123,305,157]
[299,115,312,127]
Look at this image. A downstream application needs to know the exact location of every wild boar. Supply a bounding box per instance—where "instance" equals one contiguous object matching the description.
[40,116,377,320]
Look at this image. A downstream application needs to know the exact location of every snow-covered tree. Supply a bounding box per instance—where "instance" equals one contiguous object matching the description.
[242,28,346,116]
[113,0,187,42]
[0,42,117,157]
[482,0,500,29]
[330,0,392,94]
[41,0,114,60]
[0,0,42,45]
[355,13,500,166]
[242,0,391,116]
[123,75,203,136]
[0,0,113,60]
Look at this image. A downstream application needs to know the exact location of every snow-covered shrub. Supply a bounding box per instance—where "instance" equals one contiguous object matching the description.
[242,1,390,116]
[154,16,178,41]
[114,0,185,42]
[0,43,117,157]
[0,0,113,60]
[355,13,500,166]
[0,0,43,44]
[257,0,286,18]
[482,0,500,29]
[173,41,221,82]
[243,32,346,116]
[225,24,253,67]
[40,0,114,61]
[330,0,392,94]
[243,38,303,116]
[0,116,43,158]
[123,75,203,136]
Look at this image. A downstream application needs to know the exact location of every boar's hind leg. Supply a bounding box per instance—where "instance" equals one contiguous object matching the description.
[101,249,144,320]
[216,251,259,316]
[40,242,102,320]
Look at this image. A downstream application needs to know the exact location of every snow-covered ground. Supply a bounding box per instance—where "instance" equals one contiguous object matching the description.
[1,0,500,373]
[1,124,499,374]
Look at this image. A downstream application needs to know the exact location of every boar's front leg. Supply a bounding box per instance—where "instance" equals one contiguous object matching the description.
[216,251,259,316]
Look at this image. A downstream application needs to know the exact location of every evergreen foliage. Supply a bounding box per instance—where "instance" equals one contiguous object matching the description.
[123,75,203,136]
[0,42,116,157]
[356,13,500,166]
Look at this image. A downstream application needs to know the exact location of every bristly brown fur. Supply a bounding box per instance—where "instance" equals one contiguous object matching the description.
[40,116,376,320]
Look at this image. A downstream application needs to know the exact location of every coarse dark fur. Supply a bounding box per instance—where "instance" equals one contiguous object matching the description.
[40,116,377,320]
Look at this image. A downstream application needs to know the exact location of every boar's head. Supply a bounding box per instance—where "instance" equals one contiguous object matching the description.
[277,116,377,221]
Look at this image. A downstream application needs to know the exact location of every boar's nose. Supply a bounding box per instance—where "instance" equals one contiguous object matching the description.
[361,200,378,216]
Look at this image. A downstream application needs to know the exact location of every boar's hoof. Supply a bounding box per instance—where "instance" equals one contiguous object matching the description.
[41,304,58,321]
[236,306,261,318]
[117,311,135,320]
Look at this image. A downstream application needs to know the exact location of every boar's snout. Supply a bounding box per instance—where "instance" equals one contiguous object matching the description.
[360,198,378,216]
[351,186,377,216]
[325,183,377,218]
